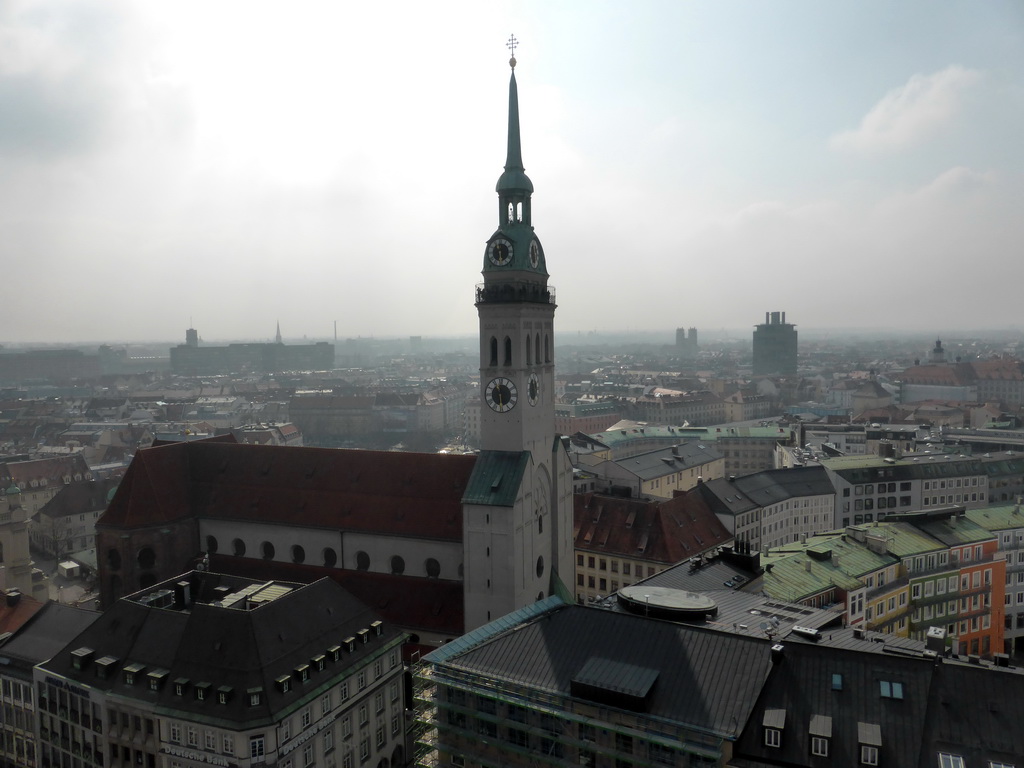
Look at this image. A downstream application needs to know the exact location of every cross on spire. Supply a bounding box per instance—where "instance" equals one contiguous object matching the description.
[506,34,518,68]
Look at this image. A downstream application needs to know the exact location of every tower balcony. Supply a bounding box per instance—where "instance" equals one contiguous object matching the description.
[476,281,556,306]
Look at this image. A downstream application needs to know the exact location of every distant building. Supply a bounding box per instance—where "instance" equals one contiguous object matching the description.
[169,327,334,375]
[577,441,725,500]
[554,400,621,435]
[698,465,836,550]
[675,326,699,358]
[752,311,797,377]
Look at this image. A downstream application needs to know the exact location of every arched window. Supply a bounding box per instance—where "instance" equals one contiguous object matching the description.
[425,558,441,578]
[516,202,523,222]
[232,539,246,557]
[261,541,275,560]
[526,337,532,366]
[137,547,156,569]
[206,535,218,555]
[504,337,512,366]
[356,551,370,571]
[291,545,305,564]
[323,547,338,567]
[391,555,405,575]
[489,337,498,367]
[536,556,544,578]
[535,333,541,363]
[544,334,550,363]
[507,202,514,223]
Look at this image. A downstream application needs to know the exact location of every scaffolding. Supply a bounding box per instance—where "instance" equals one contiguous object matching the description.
[412,658,724,768]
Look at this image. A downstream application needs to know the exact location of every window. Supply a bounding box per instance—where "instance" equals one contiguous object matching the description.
[302,742,314,767]
[861,745,879,765]
[324,730,334,753]
[341,716,352,739]
[831,673,843,691]
[376,724,385,747]
[340,681,349,701]
[187,726,198,747]
[359,704,368,725]
[250,736,266,760]
[811,736,829,757]
[375,692,384,714]
[170,723,181,744]
[206,731,217,750]
[322,694,331,715]
[764,728,781,748]
[301,708,311,729]
[223,735,234,755]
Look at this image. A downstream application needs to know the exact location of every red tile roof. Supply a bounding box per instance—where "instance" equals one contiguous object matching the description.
[208,554,464,635]
[100,439,476,541]
[0,593,45,635]
[574,491,731,565]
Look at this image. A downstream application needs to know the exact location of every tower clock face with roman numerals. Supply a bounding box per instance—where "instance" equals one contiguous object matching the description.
[485,377,518,412]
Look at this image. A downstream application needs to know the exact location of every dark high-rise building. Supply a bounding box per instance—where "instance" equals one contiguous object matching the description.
[675,326,698,358]
[752,310,797,376]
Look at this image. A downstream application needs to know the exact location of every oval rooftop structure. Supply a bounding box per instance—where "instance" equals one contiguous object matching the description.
[617,585,718,622]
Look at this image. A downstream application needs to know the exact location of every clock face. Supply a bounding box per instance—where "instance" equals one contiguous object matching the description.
[488,238,513,266]
[485,377,518,412]
[527,373,540,406]
[529,240,541,268]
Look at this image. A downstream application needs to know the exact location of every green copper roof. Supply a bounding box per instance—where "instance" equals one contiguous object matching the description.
[462,450,530,508]
[496,69,533,195]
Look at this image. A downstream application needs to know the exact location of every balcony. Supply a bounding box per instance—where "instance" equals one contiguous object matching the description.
[476,282,556,306]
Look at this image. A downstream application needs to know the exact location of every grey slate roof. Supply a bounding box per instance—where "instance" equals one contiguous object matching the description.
[0,602,100,667]
[39,573,403,728]
[441,602,775,739]
[701,466,835,518]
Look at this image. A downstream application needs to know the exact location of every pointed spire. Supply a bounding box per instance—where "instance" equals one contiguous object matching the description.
[496,36,533,195]
[275,321,282,344]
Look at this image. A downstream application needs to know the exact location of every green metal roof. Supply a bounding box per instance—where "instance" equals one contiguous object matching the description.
[965,502,1024,532]
[461,450,530,508]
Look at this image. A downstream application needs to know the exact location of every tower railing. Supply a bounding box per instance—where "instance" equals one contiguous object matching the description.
[476,282,556,306]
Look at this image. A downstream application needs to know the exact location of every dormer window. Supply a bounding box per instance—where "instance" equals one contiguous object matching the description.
[313,654,326,672]
[217,686,233,705]
[248,687,263,707]
[763,708,785,748]
[147,669,168,691]
[328,645,341,662]
[809,715,832,758]
[344,637,355,653]
[275,675,291,694]
[94,656,118,680]
[195,682,211,701]
[295,664,310,683]
[371,620,383,637]
[123,663,145,686]
[70,647,94,671]
[174,678,189,696]
[357,629,369,645]
[858,722,881,766]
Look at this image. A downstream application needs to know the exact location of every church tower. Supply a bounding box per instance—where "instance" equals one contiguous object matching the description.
[461,41,574,631]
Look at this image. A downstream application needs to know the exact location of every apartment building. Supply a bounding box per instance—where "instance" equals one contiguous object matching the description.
[573,491,731,602]
[35,572,406,768]
[699,466,836,551]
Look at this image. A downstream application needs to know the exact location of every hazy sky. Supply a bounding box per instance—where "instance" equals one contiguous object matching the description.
[2,1,1022,345]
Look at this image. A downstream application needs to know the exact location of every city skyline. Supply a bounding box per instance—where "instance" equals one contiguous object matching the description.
[2,0,1022,344]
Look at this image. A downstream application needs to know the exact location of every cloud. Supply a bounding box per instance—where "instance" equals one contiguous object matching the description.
[830,66,982,154]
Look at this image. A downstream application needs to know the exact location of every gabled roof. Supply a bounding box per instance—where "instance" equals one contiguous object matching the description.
[38,478,120,520]
[436,602,773,739]
[100,439,477,540]
[573,491,731,563]
[732,641,935,768]
[210,555,464,635]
